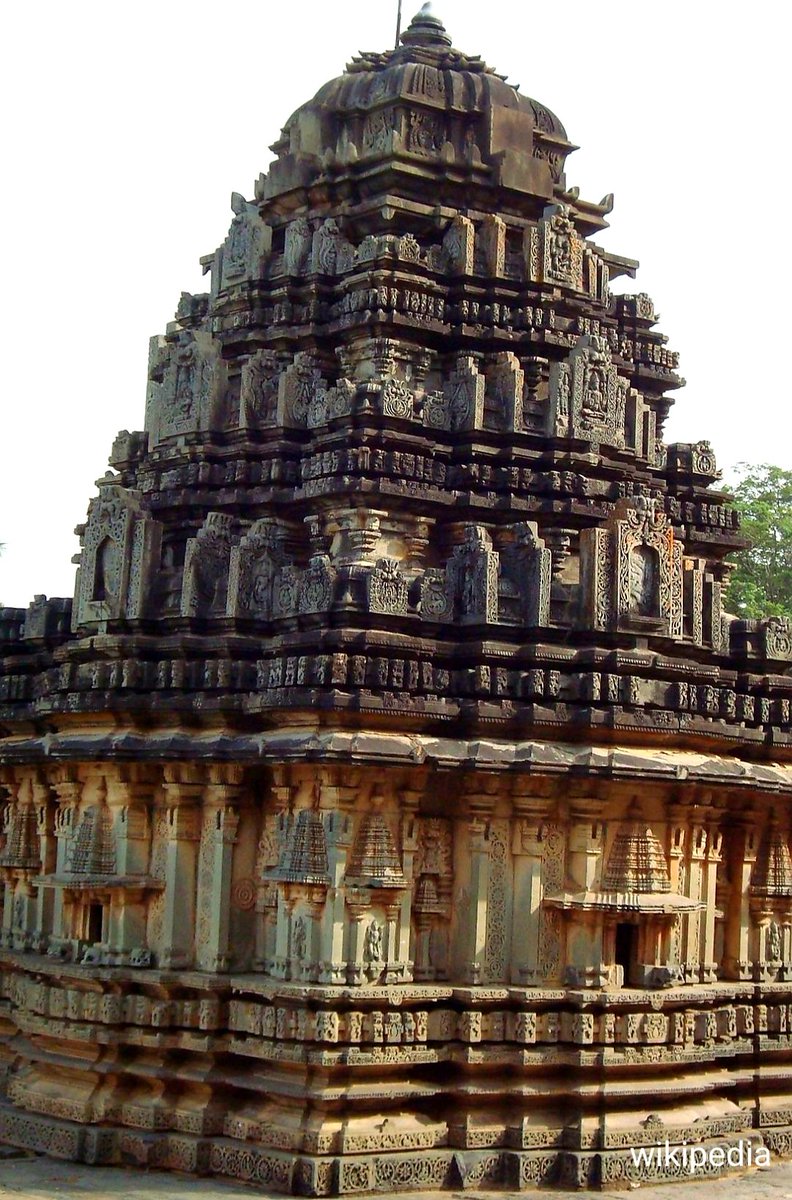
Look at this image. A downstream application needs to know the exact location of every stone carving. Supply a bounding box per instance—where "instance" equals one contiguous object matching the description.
[526,203,584,290]
[408,109,444,156]
[346,806,406,888]
[751,823,792,896]
[363,919,383,964]
[580,497,683,636]
[227,519,290,620]
[762,618,792,661]
[367,559,408,616]
[307,377,356,428]
[146,330,223,444]
[3,7,789,1195]
[298,555,336,614]
[181,513,235,618]
[442,214,475,275]
[293,915,307,960]
[478,214,505,277]
[446,526,500,624]
[483,352,523,431]
[277,809,330,886]
[69,802,115,876]
[220,192,271,286]
[549,334,628,448]
[74,482,161,627]
[498,522,552,627]
[379,376,415,419]
[239,350,283,426]
[602,811,671,893]
[362,108,396,156]
[276,352,326,428]
[420,568,452,621]
[427,356,484,432]
[311,218,355,274]
[0,803,39,871]
[283,216,313,275]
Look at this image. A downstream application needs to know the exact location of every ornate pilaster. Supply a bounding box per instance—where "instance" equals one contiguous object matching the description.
[196,765,244,973]
[48,770,81,955]
[511,788,550,985]
[32,779,55,951]
[700,810,723,982]
[159,766,202,970]
[317,774,356,984]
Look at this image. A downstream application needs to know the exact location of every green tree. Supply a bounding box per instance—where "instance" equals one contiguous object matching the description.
[724,464,792,619]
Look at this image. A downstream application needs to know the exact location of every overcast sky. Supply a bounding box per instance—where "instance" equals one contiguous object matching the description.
[1,0,788,608]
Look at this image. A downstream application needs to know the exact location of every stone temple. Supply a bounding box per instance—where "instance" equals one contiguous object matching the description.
[3,5,792,1193]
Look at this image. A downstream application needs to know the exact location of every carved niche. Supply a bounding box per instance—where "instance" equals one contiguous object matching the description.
[219,192,272,288]
[440,214,474,276]
[227,519,294,620]
[549,334,628,449]
[74,481,162,628]
[424,355,484,432]
[181,513,236,618]
[497,522,552,627]
[451,527,500,624]
[276,352,327,429]
[239,350,286,427]
[311,218,356,275]
[421,525,500,625]
[412,816,453,981]
[483,352,523,431]
[283,216,313,275]
[579,497,683,636]
[526,203,584,290]
[145,330,225,446]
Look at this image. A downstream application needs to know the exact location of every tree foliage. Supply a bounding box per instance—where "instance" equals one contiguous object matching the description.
[724,464,792,620]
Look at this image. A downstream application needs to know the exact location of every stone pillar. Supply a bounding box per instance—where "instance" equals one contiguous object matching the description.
[463,789,496,984]
[254,774,293,973]
[568,800,604,891]
[0,781,20,948]
[196,766,243,973]
[396,785,421,978]
[105,774,154,963]
[50,772,81,952]
[317,778,357,985]
[345,901,368,985]
[272,892,295,980]
[700,817,723,982]
[511,794,548,985]
[159,767,202,970]
[683,817,707,983]
[33,780,56,951]
[383,900,401,983]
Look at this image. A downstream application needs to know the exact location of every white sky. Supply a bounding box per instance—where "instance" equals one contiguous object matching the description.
[1,0,789,609]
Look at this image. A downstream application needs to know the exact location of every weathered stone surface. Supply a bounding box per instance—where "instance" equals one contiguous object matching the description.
[0,5,790,1195]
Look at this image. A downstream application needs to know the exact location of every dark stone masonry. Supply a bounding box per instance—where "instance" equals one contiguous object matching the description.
[2,5,792,1193]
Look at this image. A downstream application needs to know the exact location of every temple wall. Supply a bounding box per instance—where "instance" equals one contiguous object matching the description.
[2,749,792,1191]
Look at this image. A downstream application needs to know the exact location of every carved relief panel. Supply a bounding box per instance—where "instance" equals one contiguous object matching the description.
[181,513,237,618]
[145,330,225,446]
[548,334,628,449]
[526,204,584,291]
[579,498,683,636]
[74,483,162,628]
